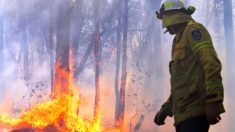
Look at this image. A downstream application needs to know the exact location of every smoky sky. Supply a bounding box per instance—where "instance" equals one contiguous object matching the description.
[0,0,235,131]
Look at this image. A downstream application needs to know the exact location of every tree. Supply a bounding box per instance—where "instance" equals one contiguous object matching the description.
[116,0,128,130]
[223,0,234,53]
[48,0,56,91]
[53,0,72,94]
[93,0,102,124]
[19,8,30,81]
[114,0,122,126]
[71,0,84,80]
[150,0,163,79]
[213,0,223,47]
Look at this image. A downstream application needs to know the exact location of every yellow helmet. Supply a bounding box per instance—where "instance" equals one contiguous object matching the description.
[156,0,196,28]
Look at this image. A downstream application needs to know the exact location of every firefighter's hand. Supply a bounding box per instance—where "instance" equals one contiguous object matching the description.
[154,109,167,125]
[206,103,221,125]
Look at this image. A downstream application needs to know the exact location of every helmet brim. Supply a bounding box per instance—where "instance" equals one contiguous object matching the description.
[162,11,192,28]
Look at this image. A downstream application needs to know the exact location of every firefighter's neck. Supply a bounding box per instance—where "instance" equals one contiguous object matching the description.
[167,23,187,35]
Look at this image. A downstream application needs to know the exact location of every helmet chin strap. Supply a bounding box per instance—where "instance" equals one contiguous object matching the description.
[164,29,169,34]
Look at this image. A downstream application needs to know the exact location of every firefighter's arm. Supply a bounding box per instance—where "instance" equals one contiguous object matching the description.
[161,95,173,117]
[154,95,173,125]
[186,24,224,104]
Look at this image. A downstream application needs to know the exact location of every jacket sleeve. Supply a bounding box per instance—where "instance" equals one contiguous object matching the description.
[161,95,173,117]
[185,23,224,104]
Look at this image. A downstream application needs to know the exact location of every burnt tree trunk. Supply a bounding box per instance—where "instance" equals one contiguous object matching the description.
[116,0,128,130]
[54,0,72,94]
[114,0,122,125]
[71,0,84,80]
[74,38,95,78]
[134,114,145,132]
[93,0,101,123]
[49,0,56,91]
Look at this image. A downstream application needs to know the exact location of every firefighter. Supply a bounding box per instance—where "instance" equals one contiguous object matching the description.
[154,0,225,132]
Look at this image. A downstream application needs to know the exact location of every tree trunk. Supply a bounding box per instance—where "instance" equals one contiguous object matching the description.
[223,0,235,105]
[223,0,234,51]
[20,16,29,81]
[93,0,101,124]
[223,0,234,72]
[49,1,72,131]
[214,0,223,49]
[150,0,163,79]
[49,0,55,93]
[94,30,101,123]
[71,1,84,81]
[116,0,128,130]
[114,0,122,125]
[53,0,72,95]
[74,38,95,78]
[134,114,145,132]
[18,8,31,108]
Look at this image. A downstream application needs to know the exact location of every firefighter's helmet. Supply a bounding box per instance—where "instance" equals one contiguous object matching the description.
[156,0,196,28]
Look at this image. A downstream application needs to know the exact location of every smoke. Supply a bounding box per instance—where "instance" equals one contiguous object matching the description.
[0,0,235,131]
[0,0,52,116]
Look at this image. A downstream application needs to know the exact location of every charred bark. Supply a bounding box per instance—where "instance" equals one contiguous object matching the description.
[93,0,101,123]
[114,0,122,125]
[71,1,84,80]
[134,114,145,132]
[114,12,122,126]
[74,39,95,78]
[116,0,128,130]
[49,0,56,92]
[53,0,72,94]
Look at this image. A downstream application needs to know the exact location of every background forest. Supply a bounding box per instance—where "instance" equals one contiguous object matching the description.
[0,0,234,131]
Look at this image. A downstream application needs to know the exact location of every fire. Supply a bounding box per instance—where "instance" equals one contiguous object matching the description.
[0,51,120,132]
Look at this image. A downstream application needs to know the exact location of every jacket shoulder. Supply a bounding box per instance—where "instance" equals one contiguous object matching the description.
[184,20,211,41]
[185,20,206,32]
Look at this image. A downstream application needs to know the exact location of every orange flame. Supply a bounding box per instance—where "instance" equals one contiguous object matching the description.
[0,50,119,132]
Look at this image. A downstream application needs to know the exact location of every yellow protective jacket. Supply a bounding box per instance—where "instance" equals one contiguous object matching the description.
[161,20,225,125]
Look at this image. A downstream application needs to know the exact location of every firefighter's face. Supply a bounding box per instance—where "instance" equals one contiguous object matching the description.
[166,25,177,35]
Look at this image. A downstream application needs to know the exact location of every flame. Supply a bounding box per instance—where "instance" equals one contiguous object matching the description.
[0,50,120,132]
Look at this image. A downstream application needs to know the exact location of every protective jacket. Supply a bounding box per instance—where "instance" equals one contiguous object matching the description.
[161,20,225,125]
